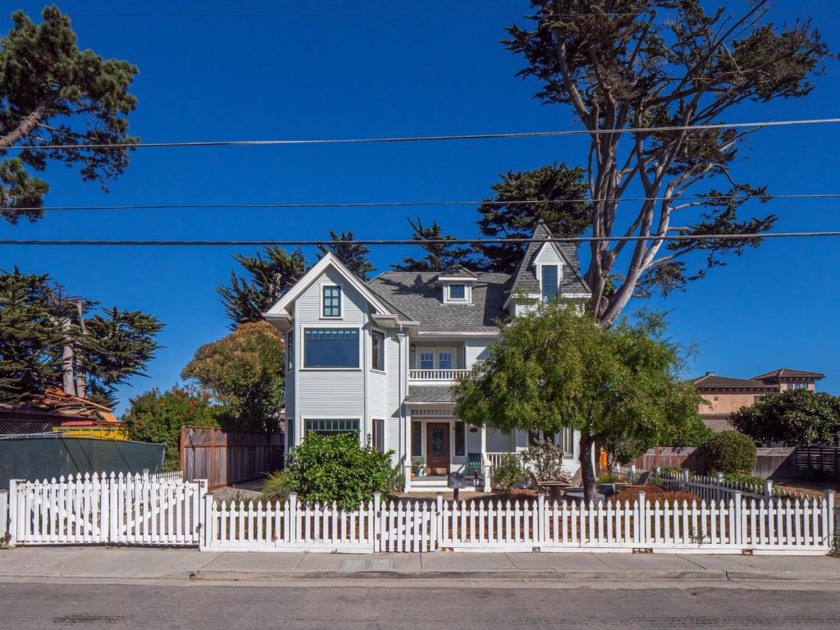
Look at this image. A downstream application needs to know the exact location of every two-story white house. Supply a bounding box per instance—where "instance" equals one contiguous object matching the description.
[264,221,591,492]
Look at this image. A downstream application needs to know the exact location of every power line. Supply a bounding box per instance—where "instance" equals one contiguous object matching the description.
[6,192,839,213]
[6,118,840,153]
[2,232,839,247]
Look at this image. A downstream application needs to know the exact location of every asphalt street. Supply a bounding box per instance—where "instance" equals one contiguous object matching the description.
[2,582,840,629]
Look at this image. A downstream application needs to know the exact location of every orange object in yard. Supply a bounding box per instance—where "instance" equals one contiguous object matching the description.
[599,447,608,470]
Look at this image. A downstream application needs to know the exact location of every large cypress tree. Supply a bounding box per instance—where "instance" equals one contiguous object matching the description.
[391,218,476,272]
[316,230,374,280]
[0,6,138,224]
[0,268,162,404]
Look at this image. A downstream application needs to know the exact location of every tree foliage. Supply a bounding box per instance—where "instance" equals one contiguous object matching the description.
[0,268,162,404]
[121,387,222,471]
[181,321,284,432]
[475,163,590,272]
[316,230,374,279]
[731,389,840,447]
[218,246,307,326]
[0,5,138,224]
[284,432,393,510]
[391,217,475,272]
[454,304,701,500]
[704,430,757,475]
[505,1,831,327]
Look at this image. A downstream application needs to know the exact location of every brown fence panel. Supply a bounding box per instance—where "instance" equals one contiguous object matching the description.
[796,446,840,482]
[630,446,797,479]
[180,426,284,490]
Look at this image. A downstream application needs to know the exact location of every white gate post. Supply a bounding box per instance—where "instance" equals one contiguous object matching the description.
[765,479,774,498]
[8,480,18,547]
[0,489,8,545]
[372,492,382,553]
[826,489,836,549]
[288,493,298,543]
[682,468,690,492]
[537,492,546,546]
[434,492,444,550]
[715,471,724,504]
[731,491,743,546]
[201,492,215,550]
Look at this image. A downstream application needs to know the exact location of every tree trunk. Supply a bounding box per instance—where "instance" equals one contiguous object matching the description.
[578,432,597,504]
[74,300,87,398]
[61,335,76,396]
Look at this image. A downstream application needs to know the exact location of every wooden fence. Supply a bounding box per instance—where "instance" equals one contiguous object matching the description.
[181,426,283,490]
[796,446,840,482]
[630,447,797,478]
[201,490,836,554]
[8,473,206,546]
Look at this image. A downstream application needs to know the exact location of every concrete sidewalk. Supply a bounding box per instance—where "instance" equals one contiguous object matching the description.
[1,547,839,585]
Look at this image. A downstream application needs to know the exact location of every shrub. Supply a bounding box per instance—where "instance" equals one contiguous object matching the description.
[261,470,293,504]
[284,433,393,510]
[704,431,757,475]
[493,454,529,492]
[521,440,564,480]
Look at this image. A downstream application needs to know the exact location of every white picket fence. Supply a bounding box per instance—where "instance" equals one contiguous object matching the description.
[8,473,206,546]
[201,490,836,554]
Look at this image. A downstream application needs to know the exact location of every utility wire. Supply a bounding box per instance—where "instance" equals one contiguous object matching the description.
[7,192,839,213]
[6,118,840,152]
[2,233,839,247]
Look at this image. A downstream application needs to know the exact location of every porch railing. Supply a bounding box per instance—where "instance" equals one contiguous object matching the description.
[486,451,521,469]
[408,369,471,382]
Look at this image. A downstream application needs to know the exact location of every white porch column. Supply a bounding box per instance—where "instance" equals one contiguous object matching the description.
[404,410,412,492]
[481,425,491,492]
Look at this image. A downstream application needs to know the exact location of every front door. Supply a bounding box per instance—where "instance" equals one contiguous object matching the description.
[426,423,450,475]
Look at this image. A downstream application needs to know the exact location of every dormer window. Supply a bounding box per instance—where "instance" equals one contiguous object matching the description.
[443,283,470,304]
[541,265,559,303]
[322,285,342,318]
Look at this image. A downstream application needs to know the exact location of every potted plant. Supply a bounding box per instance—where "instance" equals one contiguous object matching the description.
[411,460,424,477]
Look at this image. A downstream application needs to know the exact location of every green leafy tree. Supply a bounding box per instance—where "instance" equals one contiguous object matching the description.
[731,389,840,447]
[122,387,223,471]
[0,5,138,224]
[391,217,475,272]
[455,304,700,501]
[0,268,162,404]
[218,246,307,326]
[475,163,590,272]
[316,230,374,280]
[181,321,285,432]
[284,432,393,510]
[505,1,831,327]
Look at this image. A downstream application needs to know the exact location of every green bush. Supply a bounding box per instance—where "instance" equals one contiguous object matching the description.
[521,440,564,480]
[284,433,393,510]
[492,454,529,492]
[704,431,757,475]
[261,470,293,504]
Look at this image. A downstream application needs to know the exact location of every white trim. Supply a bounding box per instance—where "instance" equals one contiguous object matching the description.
[415,331,499,338]
[301,416,364,446]
[319,282,343,319]
[443,282,471,304]
[264,252,393,320]
[370,327,386,373]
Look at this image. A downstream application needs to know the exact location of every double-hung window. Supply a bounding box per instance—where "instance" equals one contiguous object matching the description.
[305,419,359,436]
[304,328,359,368]
[322,285,341,318]
[541,265,559,303]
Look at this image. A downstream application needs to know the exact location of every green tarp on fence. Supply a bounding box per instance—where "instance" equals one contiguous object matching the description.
[0,436,165,490]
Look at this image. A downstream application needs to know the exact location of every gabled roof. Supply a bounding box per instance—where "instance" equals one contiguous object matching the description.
[264,252,395,320]
[752,368,825,382]
[693,373,775,391]
[367,271,510,333]
[507,220,590,300]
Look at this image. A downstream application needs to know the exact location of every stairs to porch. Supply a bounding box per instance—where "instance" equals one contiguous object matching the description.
[409,475,482,493]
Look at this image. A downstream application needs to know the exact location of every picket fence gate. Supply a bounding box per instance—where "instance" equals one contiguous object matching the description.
[8,473,206,546]
[201,490,836,555]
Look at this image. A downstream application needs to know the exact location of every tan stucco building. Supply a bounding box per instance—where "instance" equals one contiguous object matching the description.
[693,368,825,432]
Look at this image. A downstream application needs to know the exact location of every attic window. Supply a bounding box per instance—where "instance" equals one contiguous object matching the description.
[444,283,469,304]
[541,265,559,303]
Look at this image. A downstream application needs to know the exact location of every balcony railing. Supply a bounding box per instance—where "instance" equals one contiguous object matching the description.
[408,369,471,382]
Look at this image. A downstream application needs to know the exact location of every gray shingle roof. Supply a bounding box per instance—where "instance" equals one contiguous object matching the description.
[405,386,457,403]
[507,220,590,298]
[367,271,511,333]
[693,374,775,391]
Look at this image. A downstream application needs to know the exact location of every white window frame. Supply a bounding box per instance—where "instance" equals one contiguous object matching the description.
[371,418,386,452]
[370,328,386,373]
[443,282,471,304]
[320,283,343,319]
[539,264,560,303]
[300,325,362,371]
[416,347,457,370]
[303,417,363,444]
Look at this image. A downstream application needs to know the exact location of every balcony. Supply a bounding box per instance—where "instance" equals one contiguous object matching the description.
[408,369,471,383]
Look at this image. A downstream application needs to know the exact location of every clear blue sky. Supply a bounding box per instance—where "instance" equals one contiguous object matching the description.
[4,0,840,413]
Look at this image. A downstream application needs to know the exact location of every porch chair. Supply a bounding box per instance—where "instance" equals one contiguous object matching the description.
[467,452,484,487]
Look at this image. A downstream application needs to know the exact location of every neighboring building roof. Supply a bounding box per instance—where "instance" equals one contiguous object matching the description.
[752,368,825,382]
[367,272,512,333]
[507,220,590,298]
[700,415,736,433]
[0,388,117,423]
[693,373,776,391]
[405,386,457,403]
